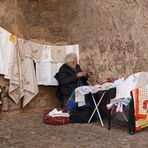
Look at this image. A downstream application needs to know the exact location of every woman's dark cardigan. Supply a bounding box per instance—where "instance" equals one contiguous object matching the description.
[54,64,88,104]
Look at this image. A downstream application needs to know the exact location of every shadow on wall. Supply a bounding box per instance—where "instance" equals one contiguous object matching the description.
[0,75,59,112]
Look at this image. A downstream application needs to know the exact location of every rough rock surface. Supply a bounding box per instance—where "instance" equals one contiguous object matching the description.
[0,0,148,109]
[0,110,148,148]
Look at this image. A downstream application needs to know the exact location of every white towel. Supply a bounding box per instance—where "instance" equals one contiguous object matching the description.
[66,44,79,61]
[36,44,79,86]
[36,62,63,86]
[0,27,16,78]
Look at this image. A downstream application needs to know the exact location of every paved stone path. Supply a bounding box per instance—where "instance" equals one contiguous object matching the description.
[0,110,148,148]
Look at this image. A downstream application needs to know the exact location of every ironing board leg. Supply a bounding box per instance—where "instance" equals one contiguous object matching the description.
[88,92,106,127]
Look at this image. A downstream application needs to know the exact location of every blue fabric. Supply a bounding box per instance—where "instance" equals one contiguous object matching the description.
[66,92,92,111]
[66,92,76,111]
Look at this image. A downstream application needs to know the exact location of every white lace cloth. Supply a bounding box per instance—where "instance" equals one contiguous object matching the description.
[75,83,115,107]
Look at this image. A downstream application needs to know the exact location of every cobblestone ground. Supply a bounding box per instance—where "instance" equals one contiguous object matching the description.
[0,109,148,148]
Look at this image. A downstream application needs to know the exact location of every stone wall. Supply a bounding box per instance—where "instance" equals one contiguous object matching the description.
[0,0,148,111]
[69,0,148,84]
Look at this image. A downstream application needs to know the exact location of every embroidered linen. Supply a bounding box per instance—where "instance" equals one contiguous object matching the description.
[50,46,66,62]
[75,84,115,107]
[0,27,16,78]
[9,38,38,107]
[25,41,51,62]
[36,44,79,86]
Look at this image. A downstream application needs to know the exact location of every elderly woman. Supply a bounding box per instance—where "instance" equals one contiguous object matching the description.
[55,53,88,107]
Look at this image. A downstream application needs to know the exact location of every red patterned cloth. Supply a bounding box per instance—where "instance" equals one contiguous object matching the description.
[131,88,148,131]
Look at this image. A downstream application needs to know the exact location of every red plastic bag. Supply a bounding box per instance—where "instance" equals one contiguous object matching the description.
[43,109,70,125]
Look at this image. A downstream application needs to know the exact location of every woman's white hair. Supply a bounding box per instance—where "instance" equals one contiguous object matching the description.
[64,53,77,64]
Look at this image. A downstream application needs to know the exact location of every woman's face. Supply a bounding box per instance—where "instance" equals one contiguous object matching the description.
[68,58,77,69]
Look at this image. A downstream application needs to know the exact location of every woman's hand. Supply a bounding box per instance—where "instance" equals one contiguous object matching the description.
[76,72,83,77]
[82,71,87,77]
[76,71,87,77]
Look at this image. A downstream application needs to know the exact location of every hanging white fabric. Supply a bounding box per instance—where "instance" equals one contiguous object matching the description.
[0,27,16,78]
[9,38,39,107]
[35,44,79,86]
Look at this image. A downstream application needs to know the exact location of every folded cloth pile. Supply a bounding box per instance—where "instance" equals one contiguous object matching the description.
[47,108,70,118]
